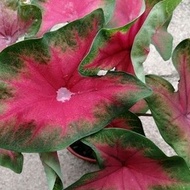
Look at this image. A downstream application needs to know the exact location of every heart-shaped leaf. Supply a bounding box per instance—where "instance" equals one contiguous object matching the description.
[40,152,63,190]
[0,9,152,152]
[79,24,139,76]
[0,149,23,173]
[79,0,145,76]
[0,0,41,51]
[66,129,190,190]
[31,0,115,37]
[146,39,190,167]
[132,0,181,82]
[79,0,177,81]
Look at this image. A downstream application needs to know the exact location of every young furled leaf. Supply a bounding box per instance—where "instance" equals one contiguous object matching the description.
[146,39,190,167]
[40,152,63,190]
[0,10,151,152]
[66,129,190,190]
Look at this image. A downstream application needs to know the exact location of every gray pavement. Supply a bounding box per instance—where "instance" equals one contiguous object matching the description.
[0,0,190,189]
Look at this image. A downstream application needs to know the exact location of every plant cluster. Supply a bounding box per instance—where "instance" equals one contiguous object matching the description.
[1,0,190,189]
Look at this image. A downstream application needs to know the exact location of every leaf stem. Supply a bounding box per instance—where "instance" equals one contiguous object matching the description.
[136,113,152,117]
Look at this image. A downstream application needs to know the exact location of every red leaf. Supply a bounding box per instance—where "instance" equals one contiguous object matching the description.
[131,0,181,81]
[80,0,162,76]
[80,0,180,83]
[66,129,190,190]
[0,10,151,152]
[146,39,190,167]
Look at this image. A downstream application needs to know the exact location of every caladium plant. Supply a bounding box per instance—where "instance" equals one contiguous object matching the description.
[0,0,190,190]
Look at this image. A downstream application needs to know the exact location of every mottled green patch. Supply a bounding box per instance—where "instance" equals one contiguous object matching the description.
[0,83,14,100]
[0,38,51,76]
[93,101,117,122]
[66,119,97,138]
[77,11,104,37]
[152,184,190,190]
[29,126,64,152]
[20,40,51,64]
[63,117,108,149]
[47,29,77,52]
[0,115,109,152]
[161,156,190,181]
[116,90,146,108]
[0,119,63,152]
[0,50,24,76]
[0,104,5,114]
[46,9,104,52]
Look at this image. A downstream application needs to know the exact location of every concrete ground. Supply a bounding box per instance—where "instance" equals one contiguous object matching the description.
[0,0,190,189]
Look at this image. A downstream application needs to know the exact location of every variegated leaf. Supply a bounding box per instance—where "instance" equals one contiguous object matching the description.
[66,129,190,190]
[146,39,190,167]
[0,10,151,152]
[79,0,181,84]
[132,0,181,82]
